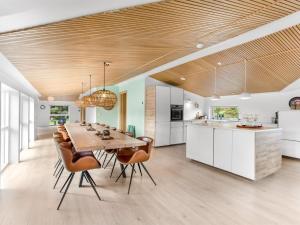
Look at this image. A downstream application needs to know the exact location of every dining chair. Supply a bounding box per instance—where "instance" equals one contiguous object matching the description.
[57,142,101,210]
[53,135,95,189]
[106,131,134,178]
[115,136,157,194]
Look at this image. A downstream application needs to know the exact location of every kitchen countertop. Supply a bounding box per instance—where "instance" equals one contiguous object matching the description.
[189,121,282,132]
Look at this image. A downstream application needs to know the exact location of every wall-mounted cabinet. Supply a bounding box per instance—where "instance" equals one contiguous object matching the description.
[171,87,184,105]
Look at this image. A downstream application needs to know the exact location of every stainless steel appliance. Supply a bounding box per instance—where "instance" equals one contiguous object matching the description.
[171,105,183,121]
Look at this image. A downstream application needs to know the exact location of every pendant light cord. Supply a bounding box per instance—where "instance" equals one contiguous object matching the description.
[103,62,106,90]
[89,74,92,96]
[244,59,247,92]
[214,67,217,94]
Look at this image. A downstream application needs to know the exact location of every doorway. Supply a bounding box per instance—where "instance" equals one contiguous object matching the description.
[119,91,127,132]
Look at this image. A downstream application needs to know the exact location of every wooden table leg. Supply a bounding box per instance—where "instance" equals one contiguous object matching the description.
[120,164,126,178]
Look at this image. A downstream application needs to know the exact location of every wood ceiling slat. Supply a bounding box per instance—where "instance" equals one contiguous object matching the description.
[152,24,300,96]
[0,0,298,97]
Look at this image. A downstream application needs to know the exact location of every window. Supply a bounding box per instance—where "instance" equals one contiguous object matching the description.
[211,106,239,120]
[1,84,10,170]
[20,94,29,151]
[49,105,69,125]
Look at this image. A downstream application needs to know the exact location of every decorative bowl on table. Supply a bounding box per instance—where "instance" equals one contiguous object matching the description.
[101,129,113,140]
[236,124,263,129]
[95,130,102,136]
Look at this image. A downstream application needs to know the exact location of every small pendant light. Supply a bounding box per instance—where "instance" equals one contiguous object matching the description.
[240,59,251,100]
[211,67,220,101]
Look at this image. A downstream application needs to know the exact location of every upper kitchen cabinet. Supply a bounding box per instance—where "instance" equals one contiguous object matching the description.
[156,86,170,122]
[171,87,184,105]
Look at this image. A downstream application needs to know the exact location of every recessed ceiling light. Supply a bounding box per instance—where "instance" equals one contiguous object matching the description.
[196,43,204,49]
[217,62,222,66]
[180,77,186,81]
[47,96,55,101]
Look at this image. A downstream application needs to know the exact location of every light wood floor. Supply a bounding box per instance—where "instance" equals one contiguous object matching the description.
[1,137,300,225]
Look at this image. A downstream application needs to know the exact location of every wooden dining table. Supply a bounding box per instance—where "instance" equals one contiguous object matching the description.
[64,123,146,177]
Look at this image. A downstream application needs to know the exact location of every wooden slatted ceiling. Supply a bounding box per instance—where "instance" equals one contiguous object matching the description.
[152,24,300,97]
[0,0,299,98]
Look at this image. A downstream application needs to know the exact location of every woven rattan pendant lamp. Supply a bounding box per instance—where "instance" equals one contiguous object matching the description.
[92,62,117,110]
[82,74,96,107]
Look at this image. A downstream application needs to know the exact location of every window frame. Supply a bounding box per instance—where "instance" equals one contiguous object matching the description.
[210,105,239,121]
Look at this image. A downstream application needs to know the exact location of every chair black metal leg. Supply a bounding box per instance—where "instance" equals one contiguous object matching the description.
[99,151,106,160]
[96,150,101,158]
[141,162,157,186]
[53,160,61,176]
[130,164,137,173]
[60,172,72,193]
[120,164,127,178]
[54,159,60,168]
[115,165,128,182]
[53,166,64,189]
[137,163,142,176]
[57,173,74,210]
[79,172,84,187]
[102,154,108,166]
[83,171,101,201]
[55,165,63,178]
[85,171,96,186]
[110,157,117,178]
[128,164,135,194]
[104,153,115,169]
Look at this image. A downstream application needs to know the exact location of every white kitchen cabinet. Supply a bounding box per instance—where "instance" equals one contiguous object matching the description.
[214,129,232,172]
[170,122,184,144]
[170,87,184,105]
[155,86,170,122]
[280,140,300,158]
[231,130,255,180]
[183,121,192,143]
[186,125,214,166]
[155,122,170,146]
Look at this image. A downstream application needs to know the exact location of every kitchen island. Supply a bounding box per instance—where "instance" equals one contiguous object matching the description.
[186,123,282,180]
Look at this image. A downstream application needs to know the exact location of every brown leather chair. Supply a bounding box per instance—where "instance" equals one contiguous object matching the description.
[57,142,101,210]
[107,131,134,178]
[115,136,156,194]
[53,137,94,189]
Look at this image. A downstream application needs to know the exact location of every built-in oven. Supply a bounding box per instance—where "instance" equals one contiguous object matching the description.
[171,105,183,121]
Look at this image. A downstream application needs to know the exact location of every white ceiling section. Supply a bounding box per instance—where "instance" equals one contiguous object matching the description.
[0,53,40,97]
[0,0,160,33]
[120,10,300,85]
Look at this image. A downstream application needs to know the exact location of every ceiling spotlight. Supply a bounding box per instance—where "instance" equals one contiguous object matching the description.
[217,62,222,66]
[47,96,55,101]
[180,77,186,81]
[196,43,204,49]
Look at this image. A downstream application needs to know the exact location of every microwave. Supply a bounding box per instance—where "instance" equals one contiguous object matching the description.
[170,105,183,121]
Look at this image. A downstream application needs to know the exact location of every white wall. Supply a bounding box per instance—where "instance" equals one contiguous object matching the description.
[37,100,80,127]
[205,89,300,123]
[85,107,96,124]
[184,91,206,120]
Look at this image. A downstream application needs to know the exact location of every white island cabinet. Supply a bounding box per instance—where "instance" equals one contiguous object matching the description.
[186,123,282,180]
[186,125,214,166]
[214,128,233,172]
